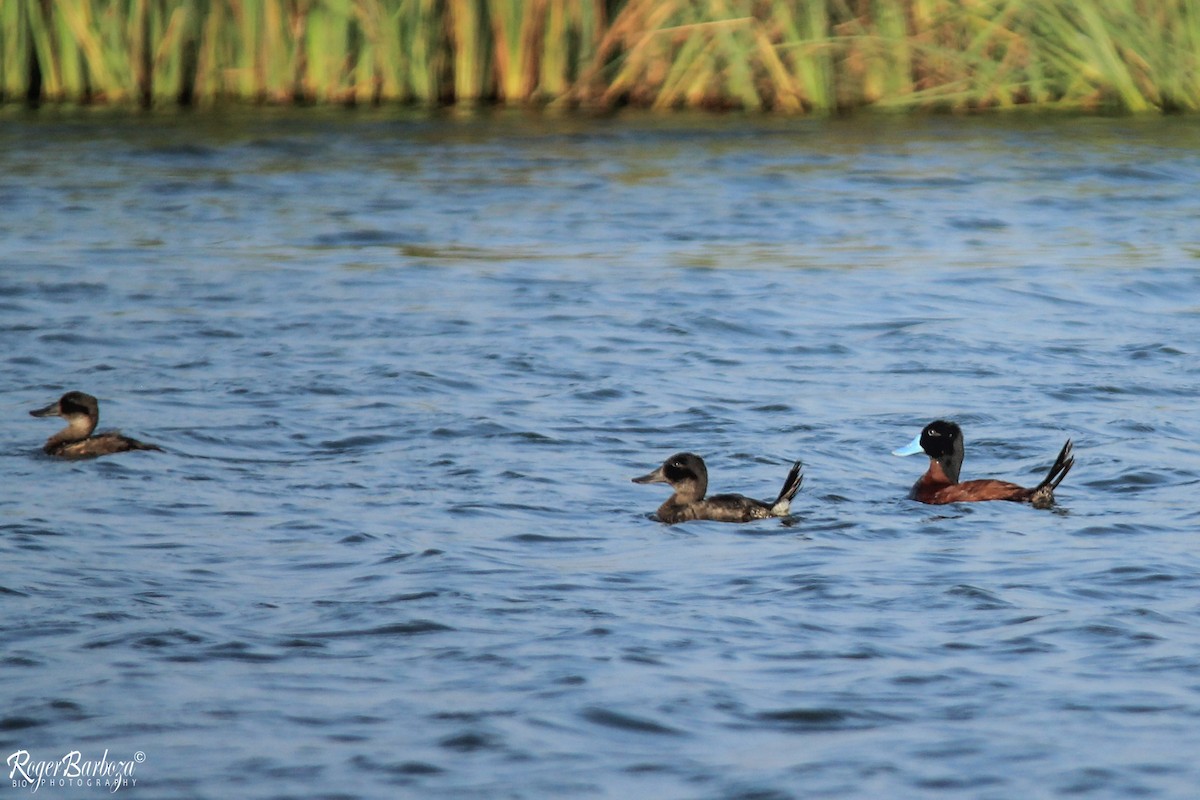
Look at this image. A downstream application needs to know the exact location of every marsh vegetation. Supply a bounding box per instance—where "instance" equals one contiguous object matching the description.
[2,0,1197,111]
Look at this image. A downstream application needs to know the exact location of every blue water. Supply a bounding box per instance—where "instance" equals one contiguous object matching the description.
[2,110,1200,799]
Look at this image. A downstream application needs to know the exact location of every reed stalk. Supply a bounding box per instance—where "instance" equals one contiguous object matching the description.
[1,0,1197,112]
[491,0,535,101]
[448,0,485,102]
[0,0,25,100]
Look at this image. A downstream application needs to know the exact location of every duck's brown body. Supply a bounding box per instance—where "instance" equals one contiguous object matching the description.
[44,432,161,458]
[653,492,786,524]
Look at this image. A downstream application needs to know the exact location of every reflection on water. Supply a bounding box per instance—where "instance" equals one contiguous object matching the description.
[2,110,1200,798]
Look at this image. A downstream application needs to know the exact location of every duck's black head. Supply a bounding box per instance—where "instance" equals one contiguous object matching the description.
[894,420,964,483]
[632,452,709,501]
[31,391,100,422]
[918,420,962,459]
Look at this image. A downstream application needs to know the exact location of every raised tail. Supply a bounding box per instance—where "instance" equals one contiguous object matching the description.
[770,460,804,516]
[1028,439,1074,509]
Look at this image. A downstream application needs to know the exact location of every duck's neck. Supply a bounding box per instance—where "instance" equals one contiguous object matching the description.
[930,454,960,485]
[48,415,97,446]
[670,477,706,505]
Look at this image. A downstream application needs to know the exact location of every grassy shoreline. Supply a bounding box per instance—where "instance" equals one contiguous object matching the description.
[2,0,1198,113]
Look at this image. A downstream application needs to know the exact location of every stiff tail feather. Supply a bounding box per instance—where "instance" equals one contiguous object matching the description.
[1029,439,1074,508]
[770,460,804,516]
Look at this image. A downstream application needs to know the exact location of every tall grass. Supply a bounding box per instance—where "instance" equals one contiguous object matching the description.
[1,0,1197,112]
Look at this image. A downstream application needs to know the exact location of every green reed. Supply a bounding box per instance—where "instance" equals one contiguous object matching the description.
[1,0,1197,112]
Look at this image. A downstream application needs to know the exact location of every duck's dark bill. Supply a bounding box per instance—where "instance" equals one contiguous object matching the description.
[29,402,58,418]
[632,466,667,484]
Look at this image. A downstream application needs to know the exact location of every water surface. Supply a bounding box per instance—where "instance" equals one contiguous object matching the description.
[2,110,1200,798]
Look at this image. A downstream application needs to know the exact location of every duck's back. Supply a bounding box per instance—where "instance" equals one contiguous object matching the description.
[48,433,161,458]
[657,494,772,523]
[917,478,1027,505]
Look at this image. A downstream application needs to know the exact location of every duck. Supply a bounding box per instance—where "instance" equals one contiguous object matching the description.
[893,420,1072,508]
[30,391,161,458]
[633,452,803,524]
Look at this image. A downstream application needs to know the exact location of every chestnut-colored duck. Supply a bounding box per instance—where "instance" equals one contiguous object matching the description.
[894,420,1072,509]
